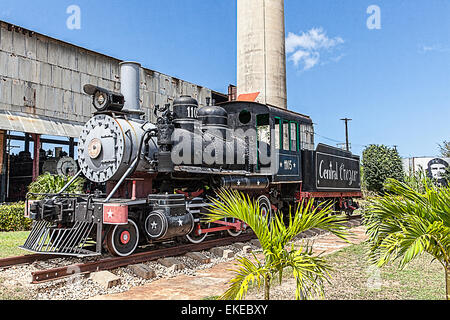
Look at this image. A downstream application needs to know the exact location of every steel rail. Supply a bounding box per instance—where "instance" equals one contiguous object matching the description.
[30,232,256,284]
[0,253,58,269]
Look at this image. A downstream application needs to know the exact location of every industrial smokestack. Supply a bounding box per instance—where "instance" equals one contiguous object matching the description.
[237,0,287,109]
[119,61,141,116]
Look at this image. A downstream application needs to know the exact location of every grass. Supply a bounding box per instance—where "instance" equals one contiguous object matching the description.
[0,231,32,300]
[302,241,444,300]
[0,279,30,300]
[241,241,445,300]
[0,231,30,258]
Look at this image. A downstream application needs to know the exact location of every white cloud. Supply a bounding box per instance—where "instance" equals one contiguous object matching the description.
[0,8,12,18]
[418,44,450,53]
[286,27,344,71]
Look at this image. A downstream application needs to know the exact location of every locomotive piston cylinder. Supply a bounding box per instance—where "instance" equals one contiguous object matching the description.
[145,194,194,240]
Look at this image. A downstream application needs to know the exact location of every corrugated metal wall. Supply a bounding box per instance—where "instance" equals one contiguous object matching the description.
[0,21,214,128]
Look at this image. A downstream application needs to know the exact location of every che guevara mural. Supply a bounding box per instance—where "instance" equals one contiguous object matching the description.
[403,157,450,186]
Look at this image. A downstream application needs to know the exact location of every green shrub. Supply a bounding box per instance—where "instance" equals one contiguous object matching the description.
[0,202,32,232]
[403,169,434,193]
[28,172,85,199]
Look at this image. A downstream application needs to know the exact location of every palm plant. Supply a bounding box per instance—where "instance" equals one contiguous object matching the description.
[365,178,450,300]
[205,188,349,300]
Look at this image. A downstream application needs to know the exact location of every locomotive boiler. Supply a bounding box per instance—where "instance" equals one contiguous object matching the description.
[22,61,362,257]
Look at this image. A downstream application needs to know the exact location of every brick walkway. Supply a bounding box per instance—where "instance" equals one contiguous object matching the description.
[91,225,367,300]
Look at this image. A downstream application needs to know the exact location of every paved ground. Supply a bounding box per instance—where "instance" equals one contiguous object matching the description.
[91,225,367,300]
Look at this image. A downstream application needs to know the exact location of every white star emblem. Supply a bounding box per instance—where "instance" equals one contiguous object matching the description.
[257,180,260,185]
[107,210,113,219]
[177,219,183,226]
[236,180,241,186]
[151,221,157,229]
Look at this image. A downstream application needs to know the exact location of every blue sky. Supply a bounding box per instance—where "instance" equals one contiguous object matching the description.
[1,0,449,158]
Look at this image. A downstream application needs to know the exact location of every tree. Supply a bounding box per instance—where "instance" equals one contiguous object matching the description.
[438,140,450,184]
[362,144,404,194]
[205,189,349,300]
[439,140,450,158]
[365,178,450,300]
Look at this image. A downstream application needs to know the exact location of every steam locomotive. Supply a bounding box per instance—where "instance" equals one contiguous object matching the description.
[22,62,361,257]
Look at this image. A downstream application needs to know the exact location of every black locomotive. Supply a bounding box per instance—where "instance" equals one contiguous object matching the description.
[22,63,361,257]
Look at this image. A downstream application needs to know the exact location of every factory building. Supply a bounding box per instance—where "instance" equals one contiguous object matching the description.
[0,20,227,202]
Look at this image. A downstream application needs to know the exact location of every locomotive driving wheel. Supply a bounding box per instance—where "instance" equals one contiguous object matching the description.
[225,217,244,237]
[105,220,140,256]
[257,195,272,223]
[185,221,210,244]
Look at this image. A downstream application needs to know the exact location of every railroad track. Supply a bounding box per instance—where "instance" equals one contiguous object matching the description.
[30,232,256,284]
[0,214,363,284]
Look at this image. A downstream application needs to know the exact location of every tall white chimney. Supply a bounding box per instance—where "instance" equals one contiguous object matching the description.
[237,0,287,109]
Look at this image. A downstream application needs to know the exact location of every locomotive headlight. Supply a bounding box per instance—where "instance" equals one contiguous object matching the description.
[83,84,125,112]
[88,138,102,159]
[94,91,108,110]
[97,93,105,104]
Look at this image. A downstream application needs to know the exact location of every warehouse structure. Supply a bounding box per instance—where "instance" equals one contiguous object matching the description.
[0,20,227,202]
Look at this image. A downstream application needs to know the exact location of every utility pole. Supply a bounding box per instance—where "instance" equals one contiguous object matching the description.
[340,118,352,151]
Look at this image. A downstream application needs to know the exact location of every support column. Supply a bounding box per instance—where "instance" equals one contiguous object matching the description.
[24,133,30,153]
[31,133,41,180]
[0,130,6,202]
[69,137,75,158]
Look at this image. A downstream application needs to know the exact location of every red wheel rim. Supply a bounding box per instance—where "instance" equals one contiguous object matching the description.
[261,207,268,217]
[120,231,131,244]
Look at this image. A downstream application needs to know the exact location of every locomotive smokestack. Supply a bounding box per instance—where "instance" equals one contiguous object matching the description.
[237,0,287,109]
[119,61,141,115]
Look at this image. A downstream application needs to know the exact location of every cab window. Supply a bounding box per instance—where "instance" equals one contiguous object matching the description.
[283,121,290,151]
[290,122,298,152]
[274,118,281,149]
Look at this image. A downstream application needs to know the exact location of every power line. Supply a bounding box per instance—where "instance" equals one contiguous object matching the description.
[312,131,367,149]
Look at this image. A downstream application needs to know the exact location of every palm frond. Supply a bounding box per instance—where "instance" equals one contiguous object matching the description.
[285,244,333,300]
[205,188,272,249]
[219,255,268,300]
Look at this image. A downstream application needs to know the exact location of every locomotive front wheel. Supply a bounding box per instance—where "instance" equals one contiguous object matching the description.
[106,220,140,257]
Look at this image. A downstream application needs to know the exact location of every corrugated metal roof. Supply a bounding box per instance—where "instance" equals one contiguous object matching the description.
[0,111,83,138]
